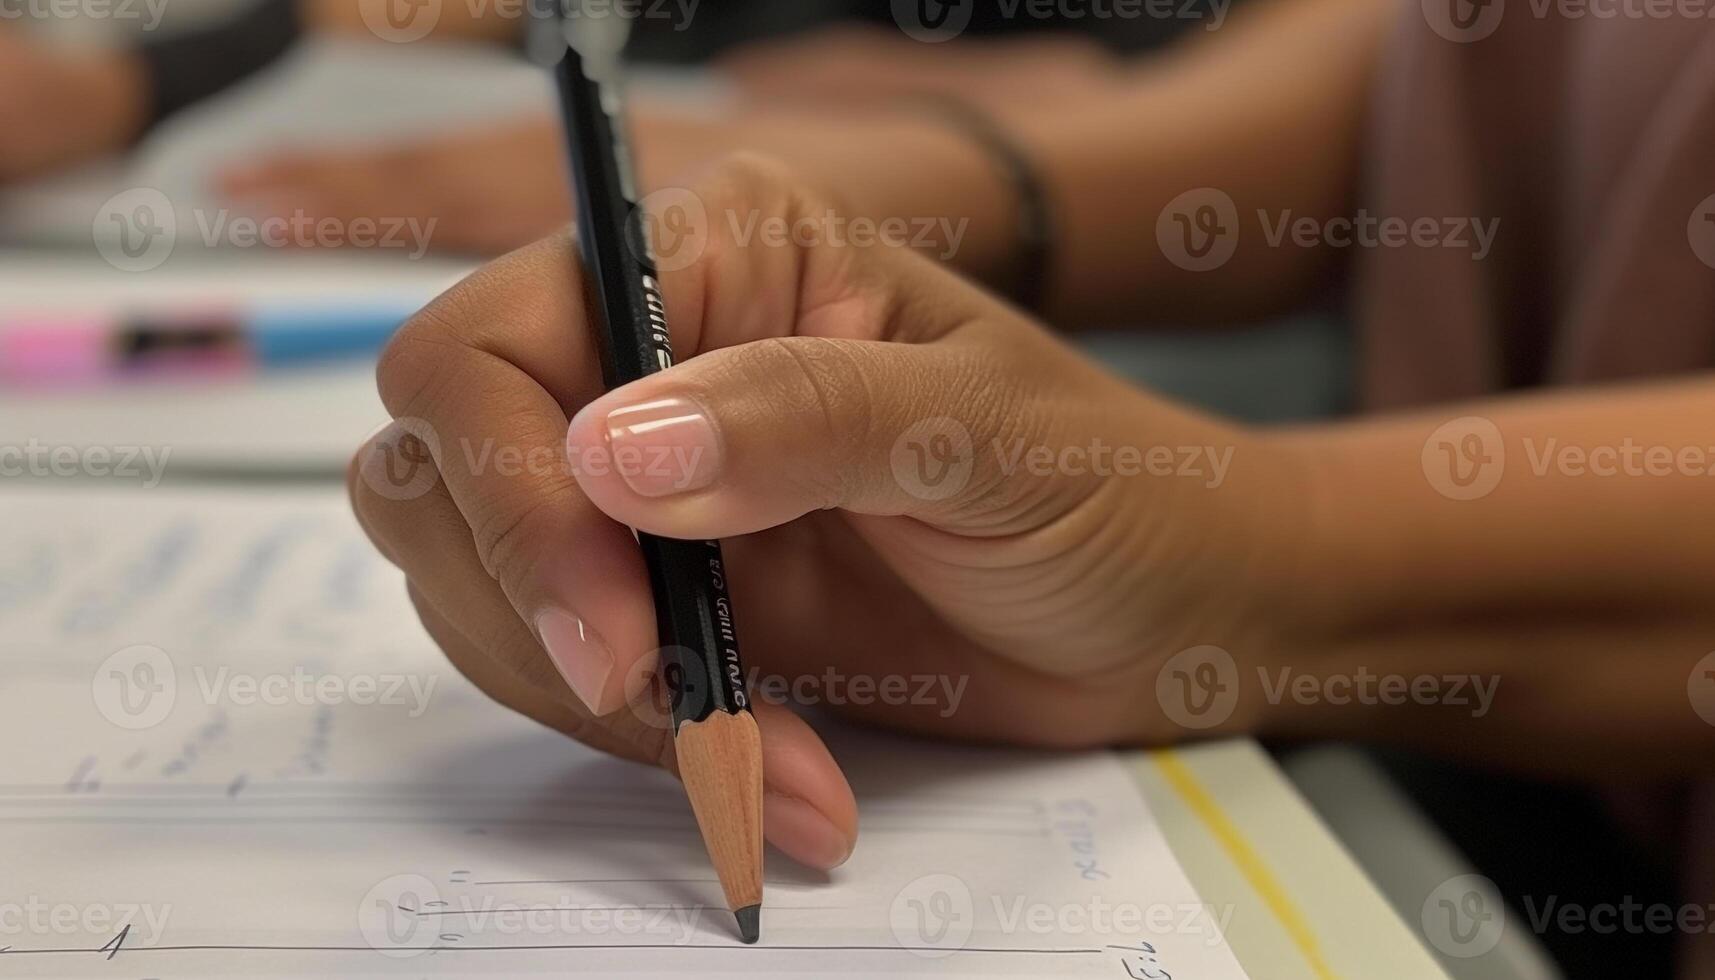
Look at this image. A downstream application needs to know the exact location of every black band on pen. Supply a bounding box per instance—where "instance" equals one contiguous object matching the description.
[916,96,1055,315]
[133,0,302,132]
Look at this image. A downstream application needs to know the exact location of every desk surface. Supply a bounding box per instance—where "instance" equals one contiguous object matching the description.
[1134,741,1449,979]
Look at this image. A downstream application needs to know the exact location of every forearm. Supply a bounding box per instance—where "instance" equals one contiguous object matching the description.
[1007,0,1397,325]
[644,0,1394,325]
[1269,377,1715,771]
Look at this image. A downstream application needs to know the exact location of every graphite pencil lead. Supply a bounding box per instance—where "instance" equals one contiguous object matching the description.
[736,904,761,944]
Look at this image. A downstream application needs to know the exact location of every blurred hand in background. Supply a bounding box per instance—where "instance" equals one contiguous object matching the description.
[0,28,146,182]
[212,27,1120,260]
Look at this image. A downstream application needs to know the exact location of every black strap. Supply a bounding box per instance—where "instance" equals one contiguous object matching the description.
[133,0,302,131]
[918,95,1055,314]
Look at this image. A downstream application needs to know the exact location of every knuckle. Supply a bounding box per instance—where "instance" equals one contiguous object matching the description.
[701,151,801,205]
[374,311,467,422]
[737,336,879,507]
[465,488,563,587]
[698,151,837,242]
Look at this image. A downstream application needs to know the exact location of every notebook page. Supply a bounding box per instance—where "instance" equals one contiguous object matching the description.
[0,485,1249,979]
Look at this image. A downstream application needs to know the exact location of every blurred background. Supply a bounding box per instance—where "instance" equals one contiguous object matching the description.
[0,2,1681,977]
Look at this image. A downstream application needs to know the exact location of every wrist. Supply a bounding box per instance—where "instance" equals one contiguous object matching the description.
[726,108,1021,286]
[1095,398,1329,741]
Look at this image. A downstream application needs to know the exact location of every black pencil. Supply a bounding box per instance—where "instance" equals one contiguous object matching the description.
[546,20,765,946]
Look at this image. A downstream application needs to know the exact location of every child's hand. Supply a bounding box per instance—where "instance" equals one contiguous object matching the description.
[348,157,1315,869]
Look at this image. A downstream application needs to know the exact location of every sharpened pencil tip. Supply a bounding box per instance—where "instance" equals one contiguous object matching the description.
[736,904,760,944]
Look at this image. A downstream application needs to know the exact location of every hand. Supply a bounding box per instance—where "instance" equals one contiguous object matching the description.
[216,119,576,256]
[0,30,147,182]
[216,113,767,256]
[214,108,1012,278]
[347,156,1315,868]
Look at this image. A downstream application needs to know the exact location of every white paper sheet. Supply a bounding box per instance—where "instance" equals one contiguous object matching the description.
[0,485,1250,978]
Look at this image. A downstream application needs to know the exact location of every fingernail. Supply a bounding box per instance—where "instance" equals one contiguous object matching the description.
[535,608,614,714]
[604,397,720,497]
[764,792,853,870]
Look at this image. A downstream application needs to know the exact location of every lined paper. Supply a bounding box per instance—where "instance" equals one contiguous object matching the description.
[0,485,1249,978]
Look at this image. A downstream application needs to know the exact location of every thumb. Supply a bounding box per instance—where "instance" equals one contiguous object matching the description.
[564,325,1124,540]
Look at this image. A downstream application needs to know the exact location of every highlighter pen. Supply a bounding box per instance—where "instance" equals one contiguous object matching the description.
[0,303,410,386]
[548,26,765,944]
